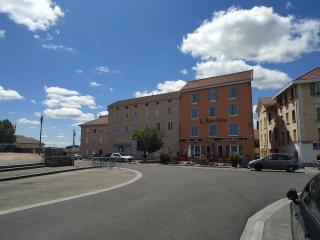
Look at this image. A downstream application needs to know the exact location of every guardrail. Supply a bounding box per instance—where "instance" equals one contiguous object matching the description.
[92,157,121,169]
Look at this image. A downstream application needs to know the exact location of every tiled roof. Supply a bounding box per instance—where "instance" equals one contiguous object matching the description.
[80,115,108,126]
[259,97,276,106]
[181,70,253,92]
[15,135,45,145]
[295,67,320,80]
[109,91,180,107]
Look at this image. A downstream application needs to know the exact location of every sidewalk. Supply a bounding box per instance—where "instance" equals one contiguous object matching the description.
[263,203,291,240]
[0,168,138,213]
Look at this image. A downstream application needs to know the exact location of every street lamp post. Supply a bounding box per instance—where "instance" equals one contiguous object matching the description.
[38,114,43,155]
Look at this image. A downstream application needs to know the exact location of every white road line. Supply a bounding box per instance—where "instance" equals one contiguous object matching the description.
[240,198,290,240]
[0,168,142,216]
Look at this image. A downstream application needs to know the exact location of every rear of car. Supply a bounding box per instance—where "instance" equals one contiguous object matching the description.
[287,174,320,239]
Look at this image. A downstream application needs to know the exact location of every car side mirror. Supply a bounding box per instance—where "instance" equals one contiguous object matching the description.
[287,188,299,204]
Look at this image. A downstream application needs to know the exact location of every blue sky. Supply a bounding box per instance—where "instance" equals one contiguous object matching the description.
[0,0,319,147]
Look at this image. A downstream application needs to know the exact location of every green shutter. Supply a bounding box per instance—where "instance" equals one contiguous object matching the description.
[310,83,316,96]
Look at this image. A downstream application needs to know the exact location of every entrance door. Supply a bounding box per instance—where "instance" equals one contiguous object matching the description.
[218,146,223,157]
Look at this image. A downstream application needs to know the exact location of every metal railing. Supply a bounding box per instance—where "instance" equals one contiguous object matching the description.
[92,157,121,169]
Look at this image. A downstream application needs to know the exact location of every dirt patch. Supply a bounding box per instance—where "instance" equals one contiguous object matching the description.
[0,153,43,166]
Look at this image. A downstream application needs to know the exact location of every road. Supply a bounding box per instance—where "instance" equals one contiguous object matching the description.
[0,164,313,240]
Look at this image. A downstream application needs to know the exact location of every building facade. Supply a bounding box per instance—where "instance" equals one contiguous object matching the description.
[79,115,109,157]
[257,67,320,166]
[107,91,180,157]
[179,70,255,160]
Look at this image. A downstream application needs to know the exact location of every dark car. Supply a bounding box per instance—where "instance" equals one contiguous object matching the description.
[248,153,299,172]
[287,174,320,240]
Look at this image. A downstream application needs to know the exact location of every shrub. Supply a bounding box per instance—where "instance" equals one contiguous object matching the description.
[229,152,240,167]
[159,152,170,165]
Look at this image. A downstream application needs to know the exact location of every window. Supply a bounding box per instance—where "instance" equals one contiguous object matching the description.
[318,128,320,141]
[86,128,89,133]
[287,131,290,142]
[286,113,289,124]
[293,129,297,142]
[115,113,120,120]
[230,85,237,98]
[230,145,240,154]
[99,137,103,143]
[228,103,237,116]
[156,122,160,131]
[93,129,97,134]
[145,103,148,106]
[167,122,173,131]
[268,113,272,123]
[168,107,171,115]
[290,88,295,100]
[134,112,138,118]
[209,124,218,137]
[208,89,216,101]
[292,110,296,122]
[228,123,239,136]
[133,124,138,129]
[191,125,199,137]
[134,104,137,108]
[209,106,217,117]
[155,110,160,117]
[156,101,159,105]
[284,92,288,104]
[191,108,198,119]
[115,126,120,134]
[308,176,320,221]
[125,106,128,109]
[191,92,198,103]
[125,113,129,120]
[269,130,272,142]
[86,138,89,144]
[145,111,149,118]
[317,83,320,96]
[124,125,128,133]
[317,107,320,121]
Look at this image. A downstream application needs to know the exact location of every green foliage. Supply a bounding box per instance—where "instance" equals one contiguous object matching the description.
[0,119,16,144]
[132,125,163,155]
[229,152,240,167]
[159,152,170,165]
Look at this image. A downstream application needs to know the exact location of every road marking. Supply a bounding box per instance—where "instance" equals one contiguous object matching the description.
[240,198,290,240]
[0,168,142,216]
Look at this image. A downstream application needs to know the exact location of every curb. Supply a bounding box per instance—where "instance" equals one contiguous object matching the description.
[240,198,290,240]
[0,166,96,182]
[0,168,143,216]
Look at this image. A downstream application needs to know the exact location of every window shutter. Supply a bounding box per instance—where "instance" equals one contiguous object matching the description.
[310,83,316,96]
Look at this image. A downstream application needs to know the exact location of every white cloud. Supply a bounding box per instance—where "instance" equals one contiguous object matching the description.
[97,110,108,117]
[180,68,188,75]
[44,108,95,122]
[181,6,320,63]
[8,111,15,114]
[194,59,291,89]
[17,118,39,125]
[33,34,40,39]
[90,81,101,87]
[0,0,64,31]
[75,69,83,74]
[134,80,186,97]
[57,132,65,138]
[285,1,293,10]
[45,86,78,96]
[96,66,109,73]
[34,112,42,117]
[252,105,258,128]
[42,43,73,52]
[0,29,5,38]
[109,87,113,92]
[0,85,23,100]
[31,99,36,104]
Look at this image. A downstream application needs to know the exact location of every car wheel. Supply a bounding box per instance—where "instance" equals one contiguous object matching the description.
[254,164,262,171]
[286,166,295,173]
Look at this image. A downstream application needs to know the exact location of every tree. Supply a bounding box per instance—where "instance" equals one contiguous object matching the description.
[132,125,163,158]
[0,119,16,144]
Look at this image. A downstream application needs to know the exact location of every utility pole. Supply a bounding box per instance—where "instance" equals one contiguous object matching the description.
[72,129,76,154]
[38,114,43,155]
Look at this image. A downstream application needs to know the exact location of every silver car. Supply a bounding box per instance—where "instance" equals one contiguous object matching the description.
[248,153,299,172]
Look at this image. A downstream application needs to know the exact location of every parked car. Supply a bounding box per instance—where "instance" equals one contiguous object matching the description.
[110,153,133,162]
[287,174,320,239]
[73,153,82,160]
[248,153,299,172]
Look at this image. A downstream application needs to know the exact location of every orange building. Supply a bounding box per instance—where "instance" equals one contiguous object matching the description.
[179,70,255,161]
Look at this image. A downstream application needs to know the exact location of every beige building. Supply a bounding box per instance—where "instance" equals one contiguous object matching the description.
[79,115,109,157]
[15,135,45,153]
[107,91,180,157]
[257,67,320,166]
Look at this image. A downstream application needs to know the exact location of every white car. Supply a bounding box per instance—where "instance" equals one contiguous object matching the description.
[110,153,133,162]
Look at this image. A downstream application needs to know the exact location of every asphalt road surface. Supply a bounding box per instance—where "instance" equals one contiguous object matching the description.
[0,164,313,240]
